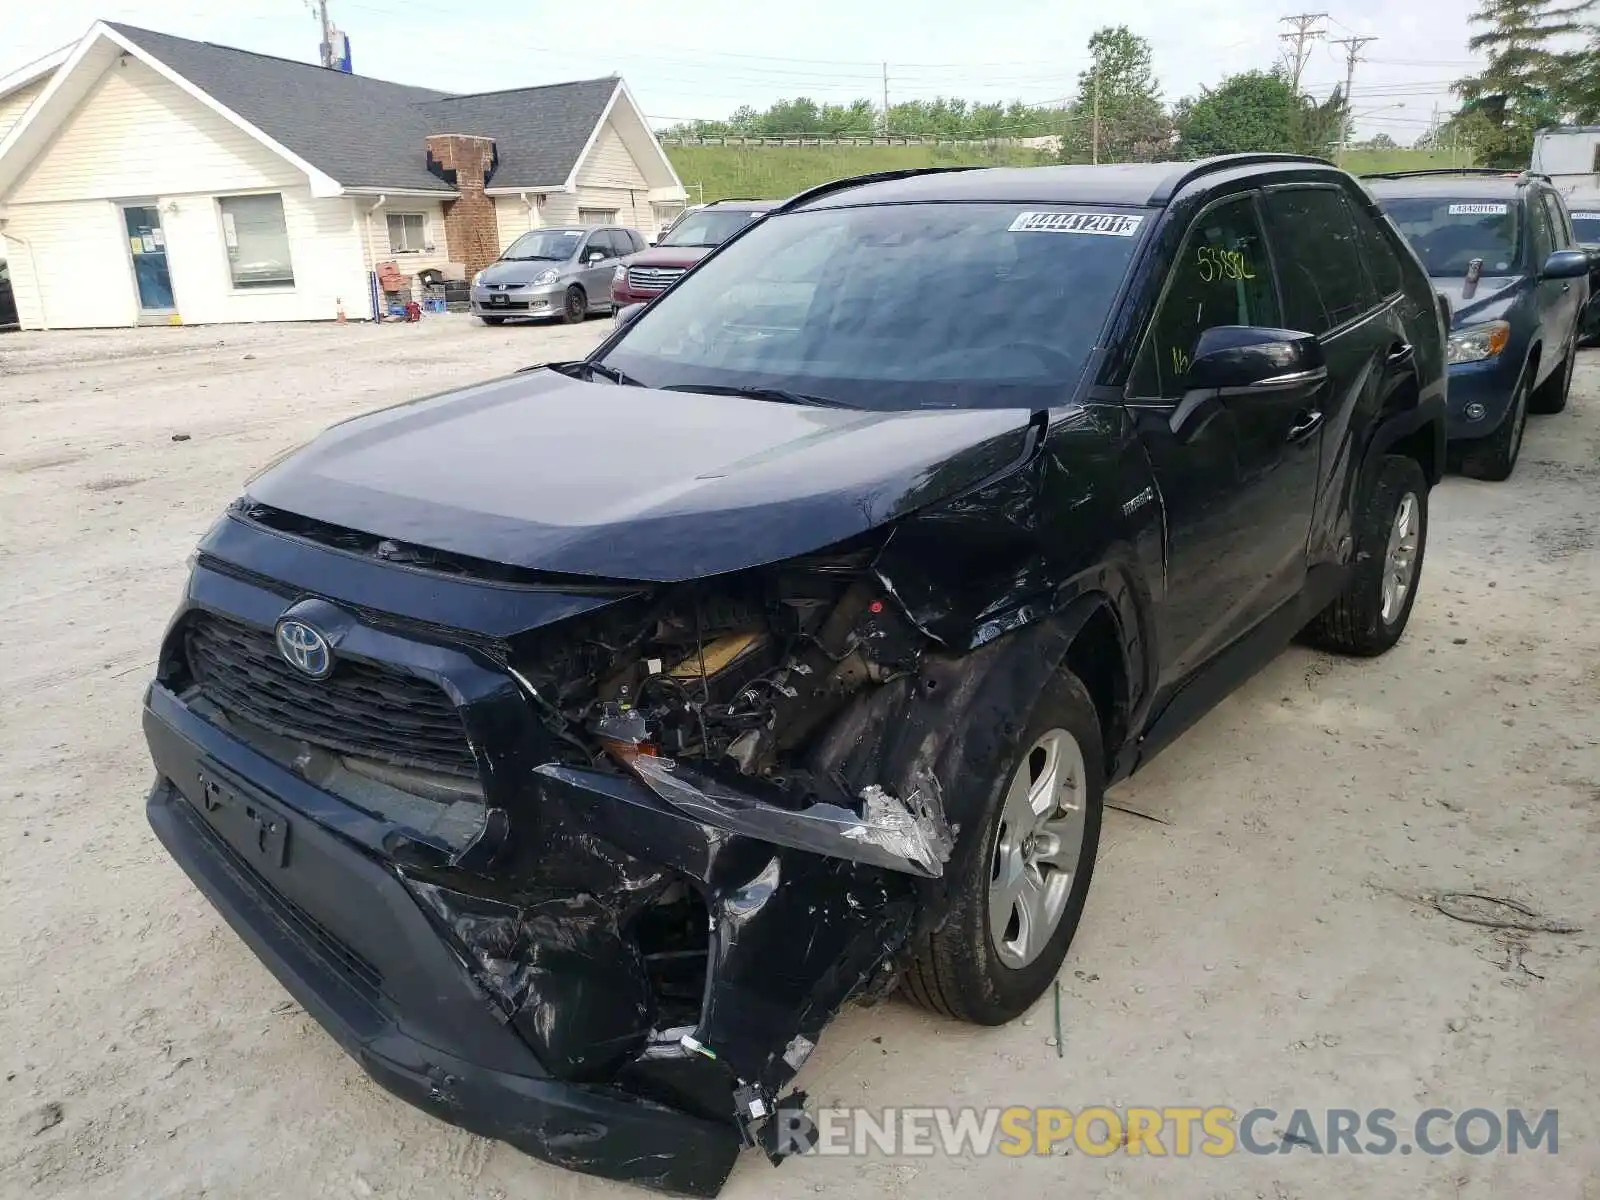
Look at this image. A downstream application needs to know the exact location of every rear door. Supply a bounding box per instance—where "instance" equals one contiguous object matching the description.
[1260,185,1399,568]
[1125,190,1325,684]
[1538,189,1584,351]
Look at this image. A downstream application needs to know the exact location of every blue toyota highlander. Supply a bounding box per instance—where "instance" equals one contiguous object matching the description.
[1365,169,1589,480]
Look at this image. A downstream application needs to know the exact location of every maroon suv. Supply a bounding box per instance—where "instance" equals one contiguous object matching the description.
[611,199,773,308]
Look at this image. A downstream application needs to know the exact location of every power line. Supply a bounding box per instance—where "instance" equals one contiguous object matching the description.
[1330,34,1378,152]
[1279,12,1329,95]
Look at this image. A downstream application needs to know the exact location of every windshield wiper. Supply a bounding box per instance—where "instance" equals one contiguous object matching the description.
[658,383,852,408]
[581,360,645,387]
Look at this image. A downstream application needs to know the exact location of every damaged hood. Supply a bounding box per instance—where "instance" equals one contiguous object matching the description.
[247,369,1035,581]
[1435,276,1522,326]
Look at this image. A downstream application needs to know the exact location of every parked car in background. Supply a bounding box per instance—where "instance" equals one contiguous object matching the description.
[611,199,774,310]
[0,259,17,330]
[1365,169,1589,480]
[1558,189,1600,340]
[472,226,646,325]
[143,155,1444,1197]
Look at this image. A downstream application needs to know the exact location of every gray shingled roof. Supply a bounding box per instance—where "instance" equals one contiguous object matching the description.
[418,79,620,189]
[108,24,621,193]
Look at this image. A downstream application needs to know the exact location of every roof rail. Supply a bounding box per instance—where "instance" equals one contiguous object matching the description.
[1360,167,1547,182]
[773,166,983,214]
[705,196,774,204]
[1148,153,1334,204]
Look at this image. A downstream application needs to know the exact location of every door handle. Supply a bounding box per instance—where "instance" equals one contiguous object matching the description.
[1287,410,1324,442]
[1386,343,1414,367]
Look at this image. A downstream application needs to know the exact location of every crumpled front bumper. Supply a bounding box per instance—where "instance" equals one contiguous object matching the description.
[143,687,746,1194]
[143,635,917,1194]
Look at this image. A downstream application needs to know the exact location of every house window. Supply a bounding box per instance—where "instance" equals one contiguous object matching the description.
[579,208,619,226]
[387,212,430,253]
[219,194,295,289]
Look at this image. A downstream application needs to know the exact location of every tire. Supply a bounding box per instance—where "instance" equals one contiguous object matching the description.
[1303,454,1428,657]
[902,669,1104,1025]
[479,315,506,326]
[1528,334,1574,415]
[1458,369,1528,481]
[561,286,587,324]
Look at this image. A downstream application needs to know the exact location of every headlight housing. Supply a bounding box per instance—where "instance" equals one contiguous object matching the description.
[472,271,484,287]
[532,268,559,286]
[612,264,626,284]
[1447,320,1511,365]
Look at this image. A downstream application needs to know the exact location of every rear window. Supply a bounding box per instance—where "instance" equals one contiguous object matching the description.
[1379,196,1523,276]
[602,203,1148,411]
[1570,207,1600,245]
[659,209,764,248]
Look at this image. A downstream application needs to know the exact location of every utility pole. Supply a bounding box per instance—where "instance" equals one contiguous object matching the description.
[1092,68,1101,165]
[881,62,890,136]
[1331,35,1376,155]
[1278,12,1328,96]
[317,0,334,69]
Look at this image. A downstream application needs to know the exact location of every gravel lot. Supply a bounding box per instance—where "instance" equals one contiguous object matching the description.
[2,316,1597,1200]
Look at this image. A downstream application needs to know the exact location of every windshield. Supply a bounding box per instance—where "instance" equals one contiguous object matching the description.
[501,230,582,261]
[660,209,764,248]
[1569,207,1600,246]
[1380,196,1522,276]
[598,203,1146,410]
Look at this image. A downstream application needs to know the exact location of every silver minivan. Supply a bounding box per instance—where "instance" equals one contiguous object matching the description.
[471,226,646,325]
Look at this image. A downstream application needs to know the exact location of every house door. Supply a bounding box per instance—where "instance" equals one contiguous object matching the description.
[120,203,176,320]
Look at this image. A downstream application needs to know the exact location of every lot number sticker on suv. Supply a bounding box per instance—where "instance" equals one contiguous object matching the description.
[1448,203,1509,215]
[1010,211,1145,236]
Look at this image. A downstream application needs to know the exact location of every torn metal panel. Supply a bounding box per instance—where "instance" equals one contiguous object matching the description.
[626,754,952,878]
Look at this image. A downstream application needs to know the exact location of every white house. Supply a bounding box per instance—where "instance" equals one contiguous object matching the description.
[0,22,686,329]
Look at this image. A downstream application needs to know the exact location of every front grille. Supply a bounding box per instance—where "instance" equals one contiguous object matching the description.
[185,612,477,778]
[627,266,686,292]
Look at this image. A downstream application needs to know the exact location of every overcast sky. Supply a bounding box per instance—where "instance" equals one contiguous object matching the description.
[6,0,1483,141]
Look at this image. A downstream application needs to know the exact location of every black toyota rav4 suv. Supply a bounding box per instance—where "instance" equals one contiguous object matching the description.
[143,155,1445,1195]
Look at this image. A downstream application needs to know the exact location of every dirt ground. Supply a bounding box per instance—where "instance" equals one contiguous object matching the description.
[2,316,1597,1200]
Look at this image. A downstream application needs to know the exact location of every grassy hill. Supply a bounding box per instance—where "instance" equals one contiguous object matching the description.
[663,144,1475,203]
[664,144,1051,202]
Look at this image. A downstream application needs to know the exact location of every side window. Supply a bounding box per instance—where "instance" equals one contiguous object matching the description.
[1263,188,1373,333]
[1348,199,1403,298]
[1527,196,1555,263]
[1129,195,1280,400]
[584,233,614,262]
[1540,192,1571,249]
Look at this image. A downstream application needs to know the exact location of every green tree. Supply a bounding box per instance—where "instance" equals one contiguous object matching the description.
[1174,69,1345,158]
[1455,0,1597,165]
[1061,26,1173,162]
[1174,70,1301,156]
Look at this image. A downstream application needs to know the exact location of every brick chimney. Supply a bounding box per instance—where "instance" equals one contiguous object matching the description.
[425,133,500,277]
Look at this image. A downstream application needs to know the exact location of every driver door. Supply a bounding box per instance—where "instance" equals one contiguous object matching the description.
[1126,191,1325,687]
[578,230,619,299]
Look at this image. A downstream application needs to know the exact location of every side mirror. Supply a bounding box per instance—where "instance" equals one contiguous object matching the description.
[1171,326,1325,444]
[1183,326,1325,392]
[615,302,647,329]
[1541,249,1590,280]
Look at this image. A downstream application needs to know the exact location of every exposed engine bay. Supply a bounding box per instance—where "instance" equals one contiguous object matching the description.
[510,543,955,876]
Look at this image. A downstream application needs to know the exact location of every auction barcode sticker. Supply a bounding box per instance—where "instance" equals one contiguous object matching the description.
[1448,203,1509,215]
[1010,211,1145,236]
[1571,211,1600,220]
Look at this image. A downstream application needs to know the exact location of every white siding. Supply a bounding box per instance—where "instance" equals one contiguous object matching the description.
[3,58,369,328]
[11,57,300,204]
[540,192,580,229]
[159,188,369,325]
[0,80,46,144]
[494,194,543,252]
[3,201,133,329]
[574,120,651,233]
[363,199,453,277]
